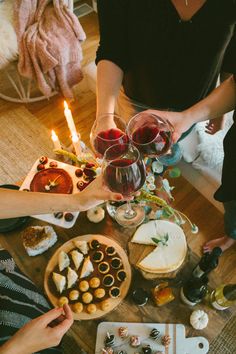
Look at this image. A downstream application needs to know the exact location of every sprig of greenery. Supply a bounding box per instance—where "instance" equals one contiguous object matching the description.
[152,233,169,246]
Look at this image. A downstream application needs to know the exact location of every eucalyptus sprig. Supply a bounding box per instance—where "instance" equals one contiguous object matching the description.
[152,233,169,246]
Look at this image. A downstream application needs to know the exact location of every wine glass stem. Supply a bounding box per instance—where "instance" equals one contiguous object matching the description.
[124,200,137,219]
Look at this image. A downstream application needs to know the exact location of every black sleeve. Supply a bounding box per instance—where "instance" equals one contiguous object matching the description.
[95,0,128,71]
[222,25,236,74]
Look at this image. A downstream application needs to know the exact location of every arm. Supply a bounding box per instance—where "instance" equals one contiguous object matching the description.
[146,75,236,142]
[0,305,73,354]
[205,71,232,134]
[0,175,123,219]
[96,60,124,118]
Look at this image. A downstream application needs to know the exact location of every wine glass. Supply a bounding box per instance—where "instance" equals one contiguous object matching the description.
[127,112,174,158]
[90,113,128,158]
[103,143,146,227]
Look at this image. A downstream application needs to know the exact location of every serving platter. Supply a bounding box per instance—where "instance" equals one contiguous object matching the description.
[20,157,81,228]
[95,322,209,354]
[44,234,132,320]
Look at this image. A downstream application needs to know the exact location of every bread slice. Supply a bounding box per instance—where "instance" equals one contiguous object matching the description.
[21,226,57,256]
[80,256,94,279]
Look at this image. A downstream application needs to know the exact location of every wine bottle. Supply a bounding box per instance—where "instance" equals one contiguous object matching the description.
[210,284,236,310]
[180,276,208,306]
[192,247,222,278]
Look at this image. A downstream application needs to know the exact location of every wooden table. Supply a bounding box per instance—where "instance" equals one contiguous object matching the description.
[0,176,236,354]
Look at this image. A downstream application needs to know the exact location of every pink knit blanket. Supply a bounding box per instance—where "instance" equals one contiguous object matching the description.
[14,0,86,98]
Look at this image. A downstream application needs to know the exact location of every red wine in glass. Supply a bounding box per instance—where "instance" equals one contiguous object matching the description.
[127,112,173,157]
[103,143,146,227]
[90,114,128,158]
[94,128,128,157]
[104,158,146,197]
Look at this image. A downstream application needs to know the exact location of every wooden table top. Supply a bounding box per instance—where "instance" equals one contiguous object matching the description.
[0,175,236,354]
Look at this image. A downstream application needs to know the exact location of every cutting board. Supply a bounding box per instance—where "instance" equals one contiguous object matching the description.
[95,322,209,354]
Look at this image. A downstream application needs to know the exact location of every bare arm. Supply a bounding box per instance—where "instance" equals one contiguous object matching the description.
[0,175,123,219]
[146,75,236,142]
[96,60,124,119]
[184,75,236,124]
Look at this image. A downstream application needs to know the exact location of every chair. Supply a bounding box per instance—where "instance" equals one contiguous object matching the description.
[0,0,73,103]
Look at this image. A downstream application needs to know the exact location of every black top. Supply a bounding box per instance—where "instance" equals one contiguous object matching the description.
[214,74,236,203]
[96,0,236,110]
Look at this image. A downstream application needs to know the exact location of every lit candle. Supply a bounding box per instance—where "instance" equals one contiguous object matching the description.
[51,130,61,150]
[64,101,77,136]
[71,131,82,156]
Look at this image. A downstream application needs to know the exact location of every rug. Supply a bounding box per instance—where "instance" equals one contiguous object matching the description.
[0,107,53,184]
[209,315,236,354]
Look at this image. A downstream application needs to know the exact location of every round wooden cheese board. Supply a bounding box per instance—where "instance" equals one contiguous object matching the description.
[44,234,132,320]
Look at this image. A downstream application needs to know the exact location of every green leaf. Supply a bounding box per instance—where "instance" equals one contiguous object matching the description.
[151,237,161,244]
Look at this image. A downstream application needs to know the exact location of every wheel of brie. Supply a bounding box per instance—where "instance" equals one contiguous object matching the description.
[131,220,187,274]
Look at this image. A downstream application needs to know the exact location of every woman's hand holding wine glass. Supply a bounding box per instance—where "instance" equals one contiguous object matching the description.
[103,143,146,227]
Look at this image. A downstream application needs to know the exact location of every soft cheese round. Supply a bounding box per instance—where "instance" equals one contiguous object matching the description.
[132,220,187,273]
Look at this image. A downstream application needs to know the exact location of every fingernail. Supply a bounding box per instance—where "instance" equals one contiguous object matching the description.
[115,195,122,200]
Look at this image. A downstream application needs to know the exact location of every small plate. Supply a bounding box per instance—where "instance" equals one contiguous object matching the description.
[20,158,81,229]
[0,185,29,233]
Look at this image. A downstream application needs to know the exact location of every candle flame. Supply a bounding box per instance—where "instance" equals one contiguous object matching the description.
[51,129,58,141]
[64,100,69,110]
[71,131,79,142]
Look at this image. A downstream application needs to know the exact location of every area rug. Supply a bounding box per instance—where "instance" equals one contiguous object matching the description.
[0,107,53,184]
[209,315,236,353]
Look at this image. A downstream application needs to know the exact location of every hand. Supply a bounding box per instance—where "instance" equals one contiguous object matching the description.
[77,174,125,211]
[205,115,225,135]
[0,305,73,354]
[142,109,191,143]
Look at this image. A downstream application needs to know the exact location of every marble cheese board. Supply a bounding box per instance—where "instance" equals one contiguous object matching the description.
[95,322,209,354]
[20,158,81,228]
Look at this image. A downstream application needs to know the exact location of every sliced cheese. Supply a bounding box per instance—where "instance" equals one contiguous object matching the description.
[71,250,84,270]
[67,267,78,289]
[58,251,70,272]
[80,256,94,279]
[73,240,88,255]
[52,272,66,293]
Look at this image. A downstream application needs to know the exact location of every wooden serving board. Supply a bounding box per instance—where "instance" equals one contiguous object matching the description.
[44,234,132,320]
[95,322,209,354]
[20,157,80,228]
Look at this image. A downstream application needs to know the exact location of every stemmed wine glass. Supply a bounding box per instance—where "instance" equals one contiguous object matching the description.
[127,112,174,158]
[90,113,128,158]
[103,143,146,227]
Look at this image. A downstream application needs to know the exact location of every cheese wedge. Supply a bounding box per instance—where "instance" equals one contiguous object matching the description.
[132,220,187,273]
[67,267,78,288]
[80,256,94,279]
[71,250,84,270]
[52,272,66,293]
[73,240,88,255]
[58,251,70,272]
